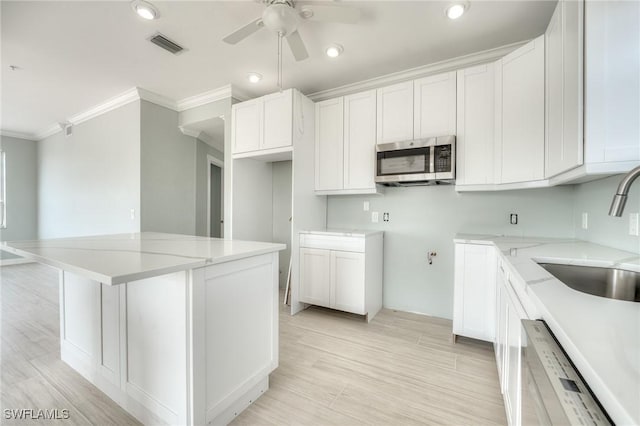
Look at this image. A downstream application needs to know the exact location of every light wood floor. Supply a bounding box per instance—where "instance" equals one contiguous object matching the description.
[1,263,506,425]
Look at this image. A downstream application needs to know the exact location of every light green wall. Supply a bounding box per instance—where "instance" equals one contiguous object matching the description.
[38,101,141,239]
[0,136,38,260]
[573,175,640,253]
[140,100,197,235]
[327,185,576,319]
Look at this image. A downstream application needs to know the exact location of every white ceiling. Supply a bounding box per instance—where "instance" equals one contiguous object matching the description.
[1,0,556,136]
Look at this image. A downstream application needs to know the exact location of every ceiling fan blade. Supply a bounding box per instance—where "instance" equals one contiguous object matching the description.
[299,4,360,24]
[222,17,263,44]
[286,30,309,61]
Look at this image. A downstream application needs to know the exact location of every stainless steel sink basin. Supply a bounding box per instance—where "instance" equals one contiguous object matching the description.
[537,263,640,302]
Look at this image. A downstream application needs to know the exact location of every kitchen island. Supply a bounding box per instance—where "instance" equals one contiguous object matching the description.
[1,232,285,425]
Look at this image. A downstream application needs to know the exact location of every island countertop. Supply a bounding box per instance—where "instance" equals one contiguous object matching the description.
[1,232,286,285]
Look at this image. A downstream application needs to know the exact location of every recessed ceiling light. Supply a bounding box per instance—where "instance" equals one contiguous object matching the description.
[247,72,262,83]
[131,0,159,20]
[325,44,343,58]
[446,3,468,20]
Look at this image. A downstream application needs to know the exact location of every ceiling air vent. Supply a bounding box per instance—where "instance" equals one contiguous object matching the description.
[149,33,184,54]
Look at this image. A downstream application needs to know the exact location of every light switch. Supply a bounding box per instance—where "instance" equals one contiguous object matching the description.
[371,212,379,223]
[130,209,136,220]
[363,201,370,211]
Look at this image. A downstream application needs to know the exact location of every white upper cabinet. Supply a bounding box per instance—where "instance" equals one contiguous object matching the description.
[232,98,262,154]
[456,64,497,185]
[315,98,344,191]
[232,88,295,157]
[545,0,584,178]
[344,90,377,190]
[262,90,293,150]
[376,81,414,144]
[500,36,545,184]
[414,71,457,138]
[584,0,640,166]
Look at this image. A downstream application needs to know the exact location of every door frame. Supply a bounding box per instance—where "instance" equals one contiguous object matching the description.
[207,155,225,238]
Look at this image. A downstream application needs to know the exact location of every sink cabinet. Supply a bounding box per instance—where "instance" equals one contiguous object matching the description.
[299,231,383,321]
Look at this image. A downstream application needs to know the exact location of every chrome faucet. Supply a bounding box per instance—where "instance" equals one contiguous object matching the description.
[609,166,640,217]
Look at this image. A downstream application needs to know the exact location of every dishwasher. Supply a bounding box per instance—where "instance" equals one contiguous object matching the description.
[520,320,613,426]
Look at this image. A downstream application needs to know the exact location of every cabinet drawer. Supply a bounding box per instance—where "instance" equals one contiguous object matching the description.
[299,234,365,252]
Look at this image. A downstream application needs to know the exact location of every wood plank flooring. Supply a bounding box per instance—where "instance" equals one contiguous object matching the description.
[1,263,506,425]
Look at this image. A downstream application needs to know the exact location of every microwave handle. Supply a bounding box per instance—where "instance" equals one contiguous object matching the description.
[429,146,435,173]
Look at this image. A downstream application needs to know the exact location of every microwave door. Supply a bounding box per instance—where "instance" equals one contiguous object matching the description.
[376,146,434,183]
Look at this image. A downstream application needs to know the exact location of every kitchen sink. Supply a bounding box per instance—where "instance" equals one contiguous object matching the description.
[537,263,640,302]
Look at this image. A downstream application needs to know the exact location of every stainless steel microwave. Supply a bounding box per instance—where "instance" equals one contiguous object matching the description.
[375,135,456,186]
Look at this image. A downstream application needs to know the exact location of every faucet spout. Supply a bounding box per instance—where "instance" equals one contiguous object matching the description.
[609,165,640,217]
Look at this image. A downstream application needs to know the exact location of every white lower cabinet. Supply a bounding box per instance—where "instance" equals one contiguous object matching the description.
[299,231,383,321]
[455,242,532,426]
[453,243,497,341]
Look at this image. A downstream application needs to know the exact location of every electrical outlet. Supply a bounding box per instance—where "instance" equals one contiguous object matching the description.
[629,213,639,236]
[383,212,390,222]
[581,212,588,230]
[363,201,370,212]
[130,209,136,220]
[510,213,518,225]
[371,212,379,223]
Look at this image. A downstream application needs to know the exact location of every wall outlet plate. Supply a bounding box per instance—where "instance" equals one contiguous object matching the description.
[363,201,370,212]
[510,213,518,225]
[371,212,379,223]
[581,212,588,230]
[383,212,390,222]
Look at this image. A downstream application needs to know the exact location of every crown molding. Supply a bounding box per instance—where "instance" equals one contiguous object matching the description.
[68,87,141,127]
[179,126,224,152]
[0,130,37,141]
[178,126,202,139]
[137,88,178,111]
[35,123,64,141]
[307,40,529,102]
[176,84,234,111]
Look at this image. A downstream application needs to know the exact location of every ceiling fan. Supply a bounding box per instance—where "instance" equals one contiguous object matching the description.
[222,0,361,61]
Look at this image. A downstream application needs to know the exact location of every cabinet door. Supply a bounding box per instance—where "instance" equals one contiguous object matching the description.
[501,36,545,183]
[456,64,496,185]
[344,90,377,190]
[545,2,564,178]
[232,99,262,154]
[331,250,365,315]
[299,248,331,308]
[505,290,523,426]
[495,269,508,394]
[414,71,457,139]
[315,98,344,191]
[546,0,584,178]
[376,81,414,144]
[262,89,293,150]
[453,243,497,342]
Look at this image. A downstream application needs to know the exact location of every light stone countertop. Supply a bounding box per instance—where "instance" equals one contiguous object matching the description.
[299,229,384,237]
[2,232,286,285]
[454,234,640,425]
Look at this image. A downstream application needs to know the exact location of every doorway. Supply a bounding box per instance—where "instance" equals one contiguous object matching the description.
[208,155,224,238]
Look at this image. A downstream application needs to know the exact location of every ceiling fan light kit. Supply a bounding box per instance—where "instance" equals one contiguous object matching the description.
[131,0,159,20]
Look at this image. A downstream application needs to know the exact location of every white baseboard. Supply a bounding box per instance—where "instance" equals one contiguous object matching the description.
[0,258,35,266]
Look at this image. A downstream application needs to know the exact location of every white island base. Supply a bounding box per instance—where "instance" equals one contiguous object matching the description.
[2,233,283,425]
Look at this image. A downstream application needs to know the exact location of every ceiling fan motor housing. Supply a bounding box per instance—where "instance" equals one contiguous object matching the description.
[262,1,299,36]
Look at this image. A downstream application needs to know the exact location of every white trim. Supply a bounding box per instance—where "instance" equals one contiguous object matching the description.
[137,88,178,111]
[178,126,203,139]
[307,40,528,102]
[35,123,64,141]
[207,155,224,239]
[176,84,234,111]
[0,257,34,266]
[230,86,252,103]
[0,130,37,141]
[69,87,140,126]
